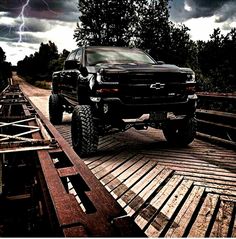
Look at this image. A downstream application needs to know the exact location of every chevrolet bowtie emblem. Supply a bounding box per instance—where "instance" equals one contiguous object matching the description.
[150,82,165,90]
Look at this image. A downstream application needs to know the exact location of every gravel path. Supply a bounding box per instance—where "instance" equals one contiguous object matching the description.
[12,73,51,118]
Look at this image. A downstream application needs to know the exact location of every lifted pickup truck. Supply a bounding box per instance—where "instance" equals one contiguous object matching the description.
[49,46,197,156]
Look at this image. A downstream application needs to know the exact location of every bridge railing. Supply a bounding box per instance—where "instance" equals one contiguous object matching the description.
[0,84,145,237]
[196,92,236,148]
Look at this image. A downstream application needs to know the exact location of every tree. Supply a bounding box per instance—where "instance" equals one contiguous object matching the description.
[0,47,11,91]
[197,28,236,92]
[74,0,138,46]
[137,0,171,61]
[17,41,60,81]
[0,47,6,63]
[168,24,198,68]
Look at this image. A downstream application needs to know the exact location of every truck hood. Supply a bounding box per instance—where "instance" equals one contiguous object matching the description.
[87,63,193,74]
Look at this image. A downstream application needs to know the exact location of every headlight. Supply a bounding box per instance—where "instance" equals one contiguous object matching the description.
[97,72,102,83]
[186,73,195,83]
[89,74,95,89]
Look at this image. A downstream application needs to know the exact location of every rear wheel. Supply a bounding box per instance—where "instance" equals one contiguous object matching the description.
[71,105,99,157]
[163,116,197,146]
[49,94,63,124]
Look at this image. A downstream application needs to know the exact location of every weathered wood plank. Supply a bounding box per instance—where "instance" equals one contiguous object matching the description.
[176,171,236,183]
[124,168,173,216]
[146,154,236,170]
[94,152,136,179]
[188,193,219,237]
[134,175,183,230]
[165,185,205,238]
[210,200,234,237]
[100,154,144,185]
[87,151,122,169]
[148,160,236,176]
[232,210,236,237]
[145,179,193,237]
[105,157,148,193]
[117,165,165,209]
[184,175,236,187]
[111,160,156,200]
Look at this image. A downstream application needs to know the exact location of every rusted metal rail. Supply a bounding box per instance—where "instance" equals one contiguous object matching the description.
[196,92,236,148]
[0,84,145,237]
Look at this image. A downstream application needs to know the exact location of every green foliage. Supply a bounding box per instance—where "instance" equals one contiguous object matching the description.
[137,0,171,58]
[17,41,68,83]
[197,28,236,92]
[74,0,140,46]
[0,47,6,63]
[0,47,11,91]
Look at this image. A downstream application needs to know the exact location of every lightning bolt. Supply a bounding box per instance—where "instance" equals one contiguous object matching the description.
[17,0,57,43]
[18,0,30,43]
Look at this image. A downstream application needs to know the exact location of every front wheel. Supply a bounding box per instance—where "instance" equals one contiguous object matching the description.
[71,105,99,157]
[49,94,63,124]
[163,117,197,146]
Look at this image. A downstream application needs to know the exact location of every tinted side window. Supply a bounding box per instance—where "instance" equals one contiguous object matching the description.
[75,49,82,61]
[67,50,77,61]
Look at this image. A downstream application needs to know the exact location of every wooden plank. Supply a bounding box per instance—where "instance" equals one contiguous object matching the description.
[210,200,234,237]
[205,187,236,197]
[148,159,236,175]
[88,151,122,170]
[176,171,236,183]
[144,147,236,159]
[93,152,136,178]
[145,179,193,237]
[110,160,156,200]
[124,168,173,216]
[165,186,205,238]
[83,151,111,164]
[194,181,236,193]
[184,175,236,187]
[117,165,165,209]
[105,157,148,193]
[188,193,219,237]
[232,209,236,237]
[134,175,183,230]
[100,154,144,186]
[144,150,236,163]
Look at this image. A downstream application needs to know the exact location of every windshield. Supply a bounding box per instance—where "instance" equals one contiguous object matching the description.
[86,48,156,66]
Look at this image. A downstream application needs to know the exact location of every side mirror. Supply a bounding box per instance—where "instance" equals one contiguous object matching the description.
[64,60,79,70]
[157,61,165,65]
[79,65,88,77]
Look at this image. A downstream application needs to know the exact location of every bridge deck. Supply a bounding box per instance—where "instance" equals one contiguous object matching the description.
[27,85,236,237]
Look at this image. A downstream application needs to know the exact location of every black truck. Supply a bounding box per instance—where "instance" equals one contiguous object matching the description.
[49,46,197,156]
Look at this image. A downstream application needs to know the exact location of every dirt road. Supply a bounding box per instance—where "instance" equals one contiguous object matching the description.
[12,73,51,118]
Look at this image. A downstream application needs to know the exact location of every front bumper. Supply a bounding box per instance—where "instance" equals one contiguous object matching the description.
[91,94,198,115]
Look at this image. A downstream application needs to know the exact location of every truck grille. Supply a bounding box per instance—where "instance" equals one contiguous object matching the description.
[117,72,188,104]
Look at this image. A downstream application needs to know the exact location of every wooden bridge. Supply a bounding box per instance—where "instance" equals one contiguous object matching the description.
[0,76,235,237]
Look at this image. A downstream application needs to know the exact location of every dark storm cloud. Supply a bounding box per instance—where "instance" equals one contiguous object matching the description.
[0,0,78,45]
[170,0,236,23]
[18,32,45,44]
[0,0,78,22]
[0,23,19,42]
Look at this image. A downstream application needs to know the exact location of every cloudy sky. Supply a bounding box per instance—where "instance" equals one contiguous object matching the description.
[0,0,236,65]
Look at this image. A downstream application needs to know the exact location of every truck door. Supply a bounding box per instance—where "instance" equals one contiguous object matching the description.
[60,49,82,101]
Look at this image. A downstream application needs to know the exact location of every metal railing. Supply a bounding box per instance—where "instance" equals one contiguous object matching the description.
[0,84,145,237]
[196,92,236,148]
